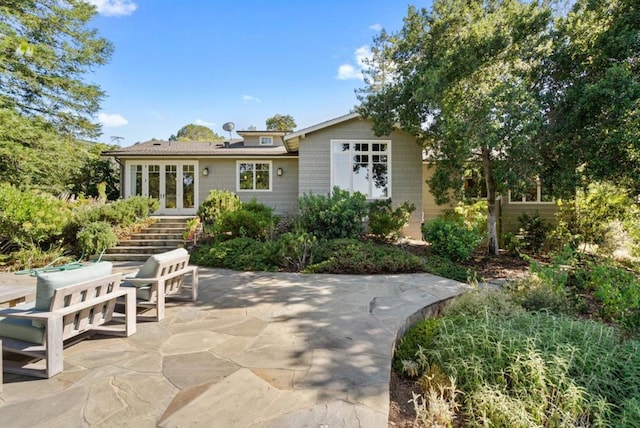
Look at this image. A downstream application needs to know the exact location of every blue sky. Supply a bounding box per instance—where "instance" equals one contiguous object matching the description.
[86,0,431,146]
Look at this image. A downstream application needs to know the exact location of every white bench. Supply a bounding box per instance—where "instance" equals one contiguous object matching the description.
[123,248,198,321]
[0,263,136,379]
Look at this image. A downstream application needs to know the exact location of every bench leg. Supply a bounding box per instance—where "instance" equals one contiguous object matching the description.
[191,268,198,302]
[156,279,166,321]
[45,315,64,378]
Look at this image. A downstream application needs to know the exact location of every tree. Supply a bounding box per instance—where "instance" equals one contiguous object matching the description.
[70,143,121,200]
[265,114,296,131]
[0,0,113,138]
[541,0,640,196]
[357,1,552,255]
[169,124,222,142]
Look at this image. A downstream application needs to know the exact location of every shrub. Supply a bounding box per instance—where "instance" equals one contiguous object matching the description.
[423,255,476,283]
[7,244,70,271]
[267,230,318,271]
[588,262,640,330]
[190,238,276,271]
[76,221,118,257]
[422,217,483,261]
[305,239,426,274]
[505,275,570,314]
[367,199,416,242]
[0,183,71,246]
[297,187,368,240]
[449,200,488,234]
[393,318,441,373]
[197,189,242,230]
[215,200,277,241]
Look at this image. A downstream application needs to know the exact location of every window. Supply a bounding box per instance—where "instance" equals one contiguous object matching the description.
[331,140,390,199]
[509,177,553,203]
[237,161,271,191]
[259,136,273,146]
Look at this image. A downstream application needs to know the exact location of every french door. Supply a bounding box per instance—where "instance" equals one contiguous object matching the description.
[128,162,197,215]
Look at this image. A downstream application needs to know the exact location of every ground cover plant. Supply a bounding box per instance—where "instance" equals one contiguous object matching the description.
[394,290,640,427]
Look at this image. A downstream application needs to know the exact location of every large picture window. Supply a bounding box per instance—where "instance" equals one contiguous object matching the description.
[331,140,390,199]
[237,161,271,191]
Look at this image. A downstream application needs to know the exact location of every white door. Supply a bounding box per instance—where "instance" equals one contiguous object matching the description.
[127,162,198,215]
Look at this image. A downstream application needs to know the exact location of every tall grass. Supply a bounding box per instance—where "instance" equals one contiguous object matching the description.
[399,291,640,426]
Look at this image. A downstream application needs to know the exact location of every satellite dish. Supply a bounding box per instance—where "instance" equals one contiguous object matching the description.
[222,122,235,132]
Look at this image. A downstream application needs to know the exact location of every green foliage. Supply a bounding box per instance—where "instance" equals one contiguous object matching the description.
[367,199,415,242]
[423,255,476,283]
[0,183,71,246]
[215,201,277,241]
[393,318,441,373]
[505,275,570,314]
[197,189,242,231]
[422,217,483,261]
[75,196,158,227]
[510,212,551,254]
[550,182,637,253]
[5,244,70,272]
[265,114,296,131]
[76,221,117,257]
[0,0,113,137]
[169,124,222,141]
[305,239,426,274]
[449,200,488,234]
[267,231,318,271]
[191,238,276,271]
[398,291,640,426]
[297,188,368,240]
[69,143,120,200]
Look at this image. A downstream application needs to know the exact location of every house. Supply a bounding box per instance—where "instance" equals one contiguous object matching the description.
[103,112,556,239]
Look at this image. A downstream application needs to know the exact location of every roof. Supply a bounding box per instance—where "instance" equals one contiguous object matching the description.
[283,112,360,151]
[102,139,293,158]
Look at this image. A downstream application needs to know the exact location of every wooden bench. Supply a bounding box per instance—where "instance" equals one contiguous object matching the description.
[122,248,198,321]
[0,270,136,379]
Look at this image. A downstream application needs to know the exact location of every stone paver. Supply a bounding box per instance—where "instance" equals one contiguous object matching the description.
[0,267,466,427]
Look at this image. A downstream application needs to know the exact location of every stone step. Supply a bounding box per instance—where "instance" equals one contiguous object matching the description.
[144,227,188,234]
[105,245,182,254]
[118,239,185,247]
[128,233,185,240]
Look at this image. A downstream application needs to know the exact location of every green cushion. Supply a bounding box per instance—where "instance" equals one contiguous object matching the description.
[123,248,188,290]
[33,261,113,327]
[0,303,45,344]
[136,248,188,279]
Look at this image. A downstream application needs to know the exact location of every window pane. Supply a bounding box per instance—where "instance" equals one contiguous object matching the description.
[239,163,253,189]
[353,163,369,195]
[525,180,537,202]
[165,165,177,208]
[256,163,270,190]
[371,162,388,198]
[333,153,351,190]
[149,165,160,200]
[541,178,553,202]
[130,165,142,196]
[333,142,350,152]
[182,164,194,208]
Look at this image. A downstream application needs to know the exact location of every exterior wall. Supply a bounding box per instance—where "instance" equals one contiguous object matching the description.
[499,198,558,234]
[422,164,454,223]
[298,117,423,238]
[198,157,299,216]
[241,135,285,147]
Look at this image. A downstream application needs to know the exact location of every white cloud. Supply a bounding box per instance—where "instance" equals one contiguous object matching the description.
[98,112,128,127]
[336,46,372,80]
[369,23,383,31]
[195,119,215,127]
[85,0,138,17]
[337,64,362,80]
[242,95,261,103]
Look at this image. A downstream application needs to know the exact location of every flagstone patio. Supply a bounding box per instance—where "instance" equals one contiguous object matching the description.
[0,266,466,427]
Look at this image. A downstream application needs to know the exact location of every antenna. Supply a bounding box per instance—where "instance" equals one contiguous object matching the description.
[222,122,235,142]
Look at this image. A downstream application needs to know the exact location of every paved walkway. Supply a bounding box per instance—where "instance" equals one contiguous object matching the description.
[0,266,466,427]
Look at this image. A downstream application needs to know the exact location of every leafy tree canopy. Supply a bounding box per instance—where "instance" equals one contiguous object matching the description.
[0,0,113,138]
[357,0,552,254]
[265,114,296,131]
[542,0,640,195]
[169,124,222,142]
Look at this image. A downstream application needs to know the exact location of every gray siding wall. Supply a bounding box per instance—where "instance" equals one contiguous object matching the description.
[242,135,285,147]
[298,117,423,238]
[198,157,299,215]
[500,199,558,234]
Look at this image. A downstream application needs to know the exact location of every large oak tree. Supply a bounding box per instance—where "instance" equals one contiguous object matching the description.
[357,0,552,254]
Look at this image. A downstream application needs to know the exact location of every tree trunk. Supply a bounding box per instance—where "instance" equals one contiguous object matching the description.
[482,146,500,255]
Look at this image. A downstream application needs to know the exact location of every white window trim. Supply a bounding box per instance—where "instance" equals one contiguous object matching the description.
[330,139,392,199]
[508,178,555,204]
[236,160,273,192]
[259,136,273,146]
